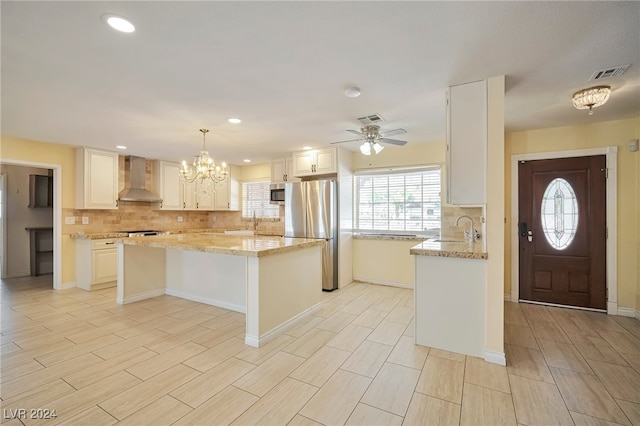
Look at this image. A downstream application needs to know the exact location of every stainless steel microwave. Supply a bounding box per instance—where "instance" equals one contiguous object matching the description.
[270,183,285,205]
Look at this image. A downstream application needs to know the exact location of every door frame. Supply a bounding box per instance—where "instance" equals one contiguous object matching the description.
[510,147,618,315]
[0,173,6,278]
[0,158,62,290]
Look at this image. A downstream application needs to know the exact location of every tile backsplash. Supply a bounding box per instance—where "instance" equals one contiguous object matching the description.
[440,205,484,240]
[62,203,285,235]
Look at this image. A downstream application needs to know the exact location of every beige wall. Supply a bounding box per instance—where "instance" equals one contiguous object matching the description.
[505,116,640,311]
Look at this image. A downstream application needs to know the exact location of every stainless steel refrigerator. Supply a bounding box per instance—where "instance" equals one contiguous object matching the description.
[284,179,338,291]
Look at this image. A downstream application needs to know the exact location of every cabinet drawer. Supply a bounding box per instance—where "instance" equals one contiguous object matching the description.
[92,239,117,250]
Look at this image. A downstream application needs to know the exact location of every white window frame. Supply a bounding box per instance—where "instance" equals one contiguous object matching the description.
[353,165,441,235]
[242,179,279,219]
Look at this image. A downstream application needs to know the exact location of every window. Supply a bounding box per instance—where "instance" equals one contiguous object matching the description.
[242,180,279,218]
[354,167,441,233]
[540,177,578,250]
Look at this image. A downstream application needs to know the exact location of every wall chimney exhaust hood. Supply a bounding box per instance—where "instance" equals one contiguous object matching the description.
[118,156,162,202]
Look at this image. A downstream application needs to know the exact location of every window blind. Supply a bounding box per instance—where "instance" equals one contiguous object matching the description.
[242,181,279,218]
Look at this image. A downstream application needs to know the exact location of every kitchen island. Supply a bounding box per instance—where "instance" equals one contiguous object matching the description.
[117,233,324,347]
[411,240,492,361]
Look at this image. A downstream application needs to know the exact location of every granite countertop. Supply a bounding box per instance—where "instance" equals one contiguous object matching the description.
[70,228,283,240]
[352,233,431,241]
[119,233,324,257]
[410,239,488,260]
[71,232,129,240]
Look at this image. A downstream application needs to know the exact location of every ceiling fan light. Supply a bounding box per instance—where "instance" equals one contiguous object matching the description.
[360,142,371,155]
[373,142,384,154]
[572,85,611,114]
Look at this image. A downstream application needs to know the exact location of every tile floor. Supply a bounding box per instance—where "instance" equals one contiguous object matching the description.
[1,275,639,425]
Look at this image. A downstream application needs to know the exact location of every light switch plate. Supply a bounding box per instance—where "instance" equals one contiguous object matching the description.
[177,216,183,222]
[82,216,89,224]
[65,217,75,225]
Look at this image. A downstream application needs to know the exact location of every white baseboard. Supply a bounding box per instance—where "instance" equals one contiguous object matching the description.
[484,349,506,366]
[353,277,414,289]
[165,289,246,314]
[245,302,322,348]
[60,281,76,290]
[617,306,640,319]
[117,289,165,305]
[5,271,32,279]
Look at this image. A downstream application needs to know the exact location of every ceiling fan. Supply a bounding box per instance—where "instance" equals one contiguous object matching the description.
[331,125,407,155]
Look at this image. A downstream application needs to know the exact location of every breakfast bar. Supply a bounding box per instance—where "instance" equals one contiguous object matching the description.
[411,239,489,359]
[117,233,324,347]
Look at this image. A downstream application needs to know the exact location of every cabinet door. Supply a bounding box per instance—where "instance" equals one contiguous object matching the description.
[271,158,287,183]
[92,248,117,283]
[446,80,487,205]
[314,148,337,174]
[213,179,230,210]
[292,152,315,176]
[213,166,239,210]
[158,162,183,210]
[77,148,119,209]
[183,181,198,210]
[195,180,215,210]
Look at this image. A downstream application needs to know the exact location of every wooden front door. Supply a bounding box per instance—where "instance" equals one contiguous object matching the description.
[518,156,607,310]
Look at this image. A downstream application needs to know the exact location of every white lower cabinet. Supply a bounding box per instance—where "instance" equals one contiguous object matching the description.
[76,239,117,291]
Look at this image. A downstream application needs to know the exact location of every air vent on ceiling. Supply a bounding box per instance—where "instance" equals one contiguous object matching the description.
[589,64,630,81]
[357,114,385,125]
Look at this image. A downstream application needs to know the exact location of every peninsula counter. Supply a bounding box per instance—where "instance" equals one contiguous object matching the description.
[411,239,489,360]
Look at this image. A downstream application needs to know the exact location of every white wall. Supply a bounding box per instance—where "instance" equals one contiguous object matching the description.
[0,164,54,277]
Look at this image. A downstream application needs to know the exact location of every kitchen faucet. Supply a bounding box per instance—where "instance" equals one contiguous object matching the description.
[456,215,476,242]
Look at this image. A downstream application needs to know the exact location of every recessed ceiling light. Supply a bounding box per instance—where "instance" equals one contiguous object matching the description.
[228,118,242,124]
[243,159,251,163]
[302,146,312,150]
[116,145,127,150]
[103,15,135,33]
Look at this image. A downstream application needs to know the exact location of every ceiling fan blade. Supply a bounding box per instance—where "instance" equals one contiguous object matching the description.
[330,138,362,144]
[379,128,407,137]
[380,138,407,146]
[346,129,363,136]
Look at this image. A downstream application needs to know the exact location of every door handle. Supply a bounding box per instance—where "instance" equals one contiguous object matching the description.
[527,230,533,242]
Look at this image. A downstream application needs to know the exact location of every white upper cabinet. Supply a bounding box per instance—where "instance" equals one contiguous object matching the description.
[155,162,239,211]
[153,161,183,210]
[446,79,487,205]
[271,157,300,183]
[214,165,240,211]
[76,148,119,209]
[292,148,337,177]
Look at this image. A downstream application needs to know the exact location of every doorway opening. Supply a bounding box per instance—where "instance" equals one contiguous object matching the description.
[0,159,62,290]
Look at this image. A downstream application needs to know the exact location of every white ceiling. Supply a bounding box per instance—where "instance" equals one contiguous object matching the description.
[2,1,639,165]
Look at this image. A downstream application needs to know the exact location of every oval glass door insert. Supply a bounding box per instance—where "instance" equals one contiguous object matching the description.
[541,178,578,250]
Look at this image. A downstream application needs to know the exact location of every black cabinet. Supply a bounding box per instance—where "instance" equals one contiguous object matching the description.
[28,174,53,208]
[25,227,53,276]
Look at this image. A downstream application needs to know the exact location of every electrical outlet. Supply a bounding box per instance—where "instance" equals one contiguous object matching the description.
[82,216,89,225]
[177,216,183,222]
[65,217,75,225]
